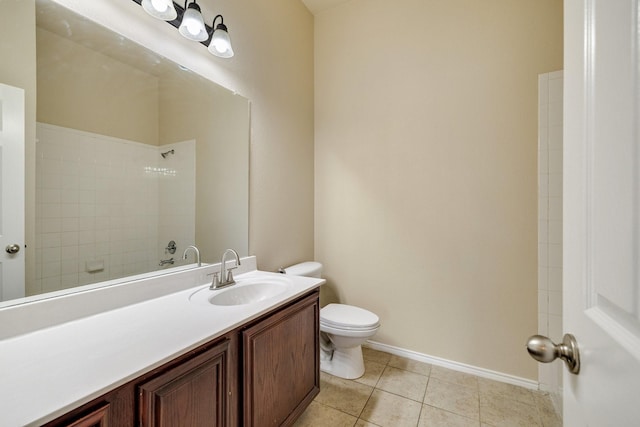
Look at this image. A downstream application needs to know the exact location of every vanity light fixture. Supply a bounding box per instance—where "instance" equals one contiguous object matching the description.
[135,0,234,58]
[178,1,208,41]
[208,15,234,58]
[141,0,178,20]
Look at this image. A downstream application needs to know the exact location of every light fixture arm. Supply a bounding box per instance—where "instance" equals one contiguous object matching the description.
[211,14,224,30]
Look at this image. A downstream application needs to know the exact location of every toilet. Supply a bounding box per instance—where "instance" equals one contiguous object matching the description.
[282,262,380,379]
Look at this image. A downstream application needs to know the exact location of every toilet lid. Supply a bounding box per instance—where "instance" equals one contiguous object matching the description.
[321,303,379,329]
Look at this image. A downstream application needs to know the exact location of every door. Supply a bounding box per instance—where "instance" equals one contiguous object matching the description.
[564,0,640,425]
[0,84,25,302]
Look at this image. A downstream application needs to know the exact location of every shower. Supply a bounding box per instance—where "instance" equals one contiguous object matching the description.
[161,149,175,158]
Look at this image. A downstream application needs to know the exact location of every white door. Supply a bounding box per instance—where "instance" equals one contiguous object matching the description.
[564,0,640,424]
[0,84,25,301]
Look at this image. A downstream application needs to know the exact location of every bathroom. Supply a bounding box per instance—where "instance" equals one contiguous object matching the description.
[1,0,638,425]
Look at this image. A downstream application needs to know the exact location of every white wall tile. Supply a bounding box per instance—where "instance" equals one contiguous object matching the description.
[548,244,562,268]
[36,124,195,292]
[548,315,563,342]
[538,73,563,402]
[538,266,548,290]
[548,290,563,316]
[548,125,562,151]
[548,267,563,292]
[549,101,563,126]
[538,244,549,267]
[538,221,548,244]
[548,221,563,244]
[549,196,562,221]
[538,290,549,314]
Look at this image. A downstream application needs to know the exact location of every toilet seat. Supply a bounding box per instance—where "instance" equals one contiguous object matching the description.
[320,303,380,330]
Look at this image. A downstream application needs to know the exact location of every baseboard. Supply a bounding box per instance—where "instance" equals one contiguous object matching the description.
[364,340,539,391]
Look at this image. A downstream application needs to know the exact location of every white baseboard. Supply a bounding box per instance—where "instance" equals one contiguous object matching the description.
[365,340,539,391]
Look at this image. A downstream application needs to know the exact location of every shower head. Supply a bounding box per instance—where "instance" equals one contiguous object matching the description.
[161,149,175,158]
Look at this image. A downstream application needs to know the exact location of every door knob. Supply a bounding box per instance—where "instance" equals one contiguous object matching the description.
[5,244,20,254]
[526,333,580,374]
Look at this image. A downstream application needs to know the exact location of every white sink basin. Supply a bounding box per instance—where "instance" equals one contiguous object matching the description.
[190,276,293,307]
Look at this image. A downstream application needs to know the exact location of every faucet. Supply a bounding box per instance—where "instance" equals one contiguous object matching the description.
[182,245,201,267]
[159,257,174,266]
[210,248,241,290]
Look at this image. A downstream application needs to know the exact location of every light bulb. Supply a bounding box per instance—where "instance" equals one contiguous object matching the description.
[150,0,168,12]
[212,39,229,53]
[186,20,201,36]
[178,3,207,41]
[141,0,177,20]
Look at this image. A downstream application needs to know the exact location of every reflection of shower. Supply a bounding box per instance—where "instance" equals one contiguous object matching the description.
[161,149,175,158]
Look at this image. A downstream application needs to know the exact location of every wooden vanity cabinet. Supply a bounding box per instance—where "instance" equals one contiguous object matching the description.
[138,338,232,426]
[55,402,112,427]
[43,334,238,427]
[242,292,320,427]
[43,289,319,427]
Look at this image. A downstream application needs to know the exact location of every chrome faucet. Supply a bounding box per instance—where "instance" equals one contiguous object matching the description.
[182,245,201,267]
[210,248,241,290]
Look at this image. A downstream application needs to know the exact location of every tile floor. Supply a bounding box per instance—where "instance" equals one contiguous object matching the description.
[293,347,562,427]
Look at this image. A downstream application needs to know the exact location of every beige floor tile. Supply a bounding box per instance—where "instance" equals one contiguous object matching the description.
[424,378,480,420]
[303,349,553,427]
[388,354,431,376]
[360,389,422,427]
[355,420,382,427]
[419,405,481,427]
[362,347,392,365]
[355,359,386,387]
[315,373,374,417]
[293,401,358,427]
[430,366,479,389]
[532,392,562,427]
[376,366,428,402]
[478,377,535,406]
[480,393,542,427]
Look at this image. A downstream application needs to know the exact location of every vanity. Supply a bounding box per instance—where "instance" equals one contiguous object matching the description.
[0,257,324,426]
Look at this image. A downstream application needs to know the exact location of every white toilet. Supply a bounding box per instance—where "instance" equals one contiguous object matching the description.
[283,262,380,379]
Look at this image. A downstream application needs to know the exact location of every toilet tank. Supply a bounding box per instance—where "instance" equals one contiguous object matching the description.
[283,261,323,278]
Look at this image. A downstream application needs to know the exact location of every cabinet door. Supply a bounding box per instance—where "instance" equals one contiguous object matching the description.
[243,292,320,427]
[139,339,230,427]
[54,403,111,427]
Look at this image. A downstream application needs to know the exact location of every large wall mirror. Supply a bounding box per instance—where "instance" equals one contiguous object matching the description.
[0,0,249,307]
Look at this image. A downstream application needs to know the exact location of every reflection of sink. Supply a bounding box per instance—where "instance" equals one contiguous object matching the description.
[190,277,292,307]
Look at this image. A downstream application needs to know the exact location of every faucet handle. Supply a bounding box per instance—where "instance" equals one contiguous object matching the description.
[209,272,220,290]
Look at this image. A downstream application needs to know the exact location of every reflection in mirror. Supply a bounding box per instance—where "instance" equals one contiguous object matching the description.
[0,0,249,306]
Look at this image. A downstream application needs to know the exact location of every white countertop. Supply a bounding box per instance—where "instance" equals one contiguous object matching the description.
[0,259,324,426]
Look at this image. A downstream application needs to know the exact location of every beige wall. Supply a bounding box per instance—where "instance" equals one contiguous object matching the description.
[158,74,250,261]
[314,0,563,379]
[37,28,160,146]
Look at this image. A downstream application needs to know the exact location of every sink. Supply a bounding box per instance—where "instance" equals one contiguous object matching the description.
[190,276,292,306]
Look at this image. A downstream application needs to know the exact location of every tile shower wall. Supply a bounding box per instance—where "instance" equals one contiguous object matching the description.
[35,123,195,294]
[538,71,563,413]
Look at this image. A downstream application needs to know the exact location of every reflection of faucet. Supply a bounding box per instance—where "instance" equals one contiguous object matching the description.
[182,245,201,267]
[159,257,174,266]
[210,248,241,290]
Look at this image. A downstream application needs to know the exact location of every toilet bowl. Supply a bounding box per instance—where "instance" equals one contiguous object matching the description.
[282,262,380,380]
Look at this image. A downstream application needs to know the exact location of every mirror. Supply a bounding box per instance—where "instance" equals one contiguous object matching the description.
[0,0,249,306]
